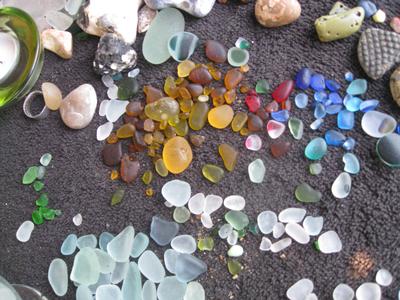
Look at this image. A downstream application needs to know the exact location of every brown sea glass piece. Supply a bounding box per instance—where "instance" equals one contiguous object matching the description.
[224,69,243,90]
[120,154,140,183]
[189,66,213,85]
[205,40,227,63]
[102,143,123,166]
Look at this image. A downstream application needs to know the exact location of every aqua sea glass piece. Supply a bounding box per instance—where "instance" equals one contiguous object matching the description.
[168,31,199,62]
[94,249,116,274]
[337,109,354,130]
[48,258,68,296]
[150,216,179,246]
[314,103,326,119]
[227,47,249,67]
[343,153,360,174]
[76,285,92,300]
[360,99,379,112]
[376,133,400,168]
[295,93,308,108]
[122,262,142,300]
[157,276,187,300]
[344,96,362,112]
[305,137,328,160]
[107,226,135,263]
[77,234,97,249]
[343,137,356,151]
[99,232,114,251]
[326,104,343,115]
[235,37,251,49]
[164,249,180,274]
[111,262,129,285]
[346,79,368,95]
[175,254,207,282]
[142,8,185,64]
[40,153,52,166]
[70,247,101,286]
[61,233,77,256]
[138,250,166,283]
[325,130,346,147]
[142,280,157,300]
[331,172,352,199]
[361,110,396,138]
[131,232,149,258]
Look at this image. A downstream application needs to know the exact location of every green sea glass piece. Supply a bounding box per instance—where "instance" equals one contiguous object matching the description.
[248,223,260,235]
[32,209,44,225]
[145,97,180,122]
[202,164,224,183]
[225,211,249,231]
[315,7,365,42]
[295,183,322,203]
[227,47,249,67]
[288,117,304,140]
[33,180,44,192]
[117,77,139,100]
[22,166,38,184]
[227,259,243,276]
[111,189,125,206]
[70,247,101,286]
[329,2,350,15]
[197,237,214,251]
[42,208,56,220]
[40,153,52,166]
[173,206,191,223]
[255,79,270,94]
[309,162,322,175]
[36,193,49,207]
[142,170,153,185]
[168,31,199,62]
[142,8,185,64]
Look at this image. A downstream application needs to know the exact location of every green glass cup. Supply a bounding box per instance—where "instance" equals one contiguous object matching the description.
[0,7,44,109]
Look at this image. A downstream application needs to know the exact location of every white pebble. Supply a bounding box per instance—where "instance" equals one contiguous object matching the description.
[273,222,285,239]
[16,220,34,242]
[128,68,140,78]
[218,224,233,239]
[227,230,239,246]
[285,223,310,244]
[200,213,213,229]
[259,237,272,251]
[161,180,191,207]
[228,245,244,257]
[318,231,342,254]
[107,84,119,99]
[106,99,129,123]
[286,278,314,300]
[356,282,381,300]
[223,195,245,211]
[171,235,196,254]
[375,268,393,287]
[279,208,306,223]
[303,216,323,236]
[99,99,110,116]
[257,210,277,234]
[72,213,82,226]
[270,238,292,253]
[188,193,205,215]
[333,283,354,300]
[305,293,318,300]
[96,122,113,141]
[203,194,223,215]
[102,75,114,88]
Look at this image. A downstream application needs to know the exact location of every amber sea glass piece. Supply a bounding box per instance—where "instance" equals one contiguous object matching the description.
[219,143,238,171]
[162,136,193,174]
[224,69,243,90]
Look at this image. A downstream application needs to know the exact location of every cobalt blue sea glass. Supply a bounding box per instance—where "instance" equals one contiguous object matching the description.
[325,130,346,147]
[360,99,379,112]
[358,0,377,18]
[314,91,328,102]
[326,79,340,92]
[329,92,343,104]
[310,74,325,91]
[271,110,290,122]
[296,68,313,90]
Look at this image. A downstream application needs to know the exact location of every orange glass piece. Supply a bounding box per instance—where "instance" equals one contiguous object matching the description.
[224,69,243,90]
[117,123,136,138]
[162,136,193,174]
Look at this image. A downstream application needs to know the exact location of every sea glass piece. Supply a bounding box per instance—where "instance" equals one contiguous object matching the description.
[314,103,326,119]
[333,283,354,300]
[202,164,224,183]
[117,77,139,100]
[189,102,209,130]
[355,283,381,300]
[120,155,139,183]
[106,100,129,123]
[184,281,205,300]
[173,207,191,223]
[360,99,379,112]
[150,216,179,246]
[99,100,110,116]
[310,117,323,130]
[70,247,100,286]
[61,233,77,255]
[361,111,396,138]
[208,105,234,129]
[347,79,368,95]
[227,230,239,245]
[224,195,245,211]
[376,133,400,168]
[325,130,346,147]
[227,47,249,67]
[310,74,325,91]
[326,79,341,92]
[107,226,135,262]
[16,220,34,243]
[248,159,266,183]
[247,114,263,132]
[175,254,207,282]
[197,236,214,251]
[171,235,196,254]
[45,10,73,31]
[141,280,156,300]
[295,93,308,109]
[257,211,277,234]
[309,163,323,176]
[343,153,360,174]
[270,238,292,253]
[48,258,68,296]
[344,96,362,112]
[218,224,233,239]
[145,97,180,122]
[203,194,223,215]
[77,234,97,249]
[96,285,122,300]
[285,223,310,244]
[189,66,212,85]
[177,60,196,77]
[260,237,272,251]
[205,40,227,63]
[272,80,294,103]
[99,232,114,251]
[375,268,393,286]
[227,259,243,276]
[121,262,142,300]
[235,37,251,49]
[164,249,180,274]
[76,285,92,300]
[286,279,314,300]
[138,250,165,283]
[32,180,43,191]
[338,109,354,130]
[227,245,243,257]
[131,232,149,258]
[142,8,185,64]
[108,85,118,99]
[315,7,365,42]
[157,276,187,300]
[256,79,270,94]
[278,208,306,223]
[288,117,304,140]
[273,223,285,239]
[271,110,289,122]
[168,31,199,62]
[296,68,312,90]
[225,211,249,230]
[162,179,191,207]
[295,183,322,203]
[317,231,342,253]
[224,69,243,90]
[314,91,328,103]
[22,166,38,184]
[188,193,205,215]
[201,213,213,228]
[303,216,323,236]
[95,249,116,274]
[163,137,193,174]
[245,134,262,151]
[305,137,327,160]
[267,120,285,139]
[332,172,352,199]
[245,91,261,112]
[111,262,129,284]
[97,122,113,141]
[271,141,291,158]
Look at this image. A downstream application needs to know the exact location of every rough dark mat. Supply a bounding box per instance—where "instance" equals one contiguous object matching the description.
[1,1,400,299]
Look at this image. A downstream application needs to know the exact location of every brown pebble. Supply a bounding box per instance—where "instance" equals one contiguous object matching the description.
[126,101,144,117]
[205,40,227,63]
[247,113,264,132]
[120,154,140,183]
[102,143,122,166]
[189,66,213,85]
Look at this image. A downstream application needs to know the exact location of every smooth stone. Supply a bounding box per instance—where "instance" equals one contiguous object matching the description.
[218,224,233,239]
[227,47,249,67]
[150,216,179,246]
[358,28,400,80]
[295,68,313,90]
[77,234,97,249]
[372,9,386,23]
[60,84,97,129]
[95,249,116,274]
[162,180,191,207]
[356,283,381,300]
[338,109,355,130]
[347,79,368,95]
[255,0,301,27]
[171,235,196,254]
[361,111,396,138]
[61,233,78,255]
[138,5,157,33]
[332,172,352,199]
[173,207,191,223]
[225,211,249,231]
[76,285,92,300]
[224,195,245,211]
[257,211,277,234]
[260,237,272,251]
[270,237,292,253]
[70,247,100,286]
[309,162,322,175]
[303,216,323,236]
[99,232,114,251]
[288,117,304,140]
[343,153,360,174]
[279,208,306,223]
[41,82,62,112]
[41,29,72,59]
[107,226,135,262]
[248,159,266,183]
[111,262,129,284]
[106,99,129,123]
[157,276,187,300]
[305,137,327,160]
[227,245,244,257]
[391,17,400,34]
[315,7,365,42]
[286,278,314,300]
[76,0,141,44]
[295,93,308,108]
[142,280,157,300]
[142,8,185,64]
[175,254,207,282]
[138,250,165,283]
[48,258,68,296]
[184,281,205,300]
[16,220,34,243]
[376,133,400,168]
[273,222,285,239]
[205,40,227,63]
[145,0,215,17]
[122,262,142,300]
[267,120,286,139]
[333,283,354,300]
[318,231,342,253]
[188,193,205,215]
[96,284,122,300]
[325,130,346,147]
[295,183,322,203]
[97,122,113,141]
[93,33,137,75]
[285,223,310,244]
[168,32,199,62]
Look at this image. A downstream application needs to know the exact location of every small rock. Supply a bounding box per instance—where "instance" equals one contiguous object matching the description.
[41,28,72,59]
[59,84,97,129]
[255,0,301,28]
[93,33,137,75]
[42,82,62,111]
[137,5,157,33]
[144,0,216,17]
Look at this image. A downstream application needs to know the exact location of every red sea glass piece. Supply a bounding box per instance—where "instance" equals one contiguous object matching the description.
[245,90,261,113]
[271,80,294,103]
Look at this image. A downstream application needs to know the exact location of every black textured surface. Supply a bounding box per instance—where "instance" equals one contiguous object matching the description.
[1,1,400,299]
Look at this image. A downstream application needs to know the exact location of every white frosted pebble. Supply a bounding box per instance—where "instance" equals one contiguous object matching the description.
[200,213,213,229]
[285,223,310,244]
[128,68,140,78]
[227,245,243,257]
[223,195,245,211]
[227,230,238,246]
[188,193,205,215]
[333,283,354,300]
[270,238,292,253]
[279,208,307,223]
[305,293,318,300]
[107,84,119,99]
[356,282,381,300]
[204,194,223,215]
[375,269,393,287]
[45,10,73,31]
[96,122,113,141]
[72,213,83,226]
[259,237,272,251]
[303,216,323,236]
[318,231,342,254]
[102,75,114,88]
[162,180,191,207]
[286,278,314,300]
[273,222,285,239]
[171,235,196,254]
[218,224,233,239]
[257,211,278,234]
[99,100,110,116]
[16,220,34,242]
[106,99,129,123]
